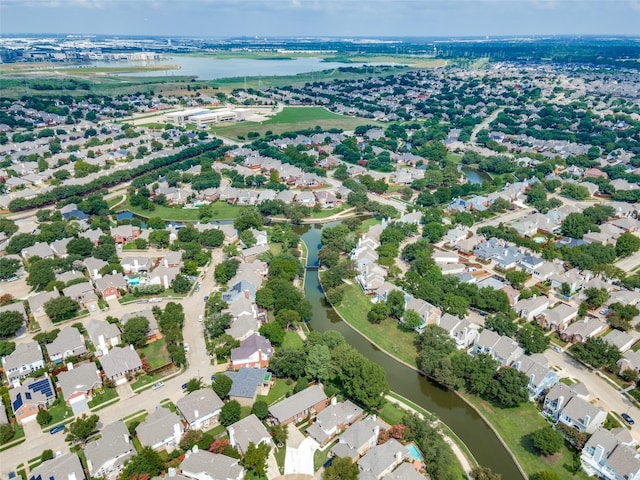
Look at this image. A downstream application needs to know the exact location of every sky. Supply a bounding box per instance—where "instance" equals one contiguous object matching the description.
[1,0,639,38]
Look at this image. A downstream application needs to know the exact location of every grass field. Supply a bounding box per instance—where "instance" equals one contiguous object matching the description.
[282,330,304,350]
[334,283,419,367]
[465,395,589,479]
[87,387,119,409]
[257,378,295,406]
[139,339,171,370]
[322,55,447,69]
[212,106,379,139]
[117,199,246,221]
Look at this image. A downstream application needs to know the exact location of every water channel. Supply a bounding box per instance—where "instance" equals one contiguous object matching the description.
[297,222,524,479]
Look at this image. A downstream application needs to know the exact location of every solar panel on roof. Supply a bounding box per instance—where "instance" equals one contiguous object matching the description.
[12,393,22,412]
[30,378,54,399]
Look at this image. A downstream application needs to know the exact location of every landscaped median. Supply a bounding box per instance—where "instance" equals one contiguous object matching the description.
[324,279,585,479]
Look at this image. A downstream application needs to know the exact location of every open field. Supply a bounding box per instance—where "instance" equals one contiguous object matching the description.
[322,55,447,68]
[212,106,379,139]
[116,199,246,221]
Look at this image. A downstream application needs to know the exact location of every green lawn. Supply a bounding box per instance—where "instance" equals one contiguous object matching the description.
[117,199,246,221]
[356,217,382,234]
[88,387,119,410]
[465,396,589,479]
[314,442,336,471]
[282,330,304,350]
[274,445,286,473]
[378,401,406,426]
[212,107,379,140]
[107,195,126,208]
[139,339,171,369]
[309,206,346,219]
[333,283,419,367]
[256,378,295,406]
[44,399,74,429]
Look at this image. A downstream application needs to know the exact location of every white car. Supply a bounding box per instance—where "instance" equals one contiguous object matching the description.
[184,343,189,352]
[152,381,164,390]
[198,314,203,322]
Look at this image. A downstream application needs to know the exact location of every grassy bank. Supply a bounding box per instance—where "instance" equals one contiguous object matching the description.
[329,281,583,479]
[334,283,419,367]
[116,199,246,221]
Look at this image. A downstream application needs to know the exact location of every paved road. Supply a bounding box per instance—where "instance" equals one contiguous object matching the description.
[545,349,640,443]
[470,205,532,234]
[470,107,504,145]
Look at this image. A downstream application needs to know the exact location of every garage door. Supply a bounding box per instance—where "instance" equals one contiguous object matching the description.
[70,397,89,415]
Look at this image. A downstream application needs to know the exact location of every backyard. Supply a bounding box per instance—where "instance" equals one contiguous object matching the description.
[139,339,172,370]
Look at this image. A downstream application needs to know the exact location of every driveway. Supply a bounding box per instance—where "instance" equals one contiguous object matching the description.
[285,436,319,476]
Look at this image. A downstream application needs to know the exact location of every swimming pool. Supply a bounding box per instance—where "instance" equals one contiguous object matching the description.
[406,443,424,462]
[533,236,545,243]
[126,277,141,286]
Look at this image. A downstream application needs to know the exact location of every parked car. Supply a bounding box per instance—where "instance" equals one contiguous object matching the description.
[203,295,209,302]
[622,413,635,425]
[551,346,562,353]
[152,381,164,390]
[181,383,188,390]
[599,308,609,315]
[50,425,65,434]
[184,342,189,352]
[198,314,203,322]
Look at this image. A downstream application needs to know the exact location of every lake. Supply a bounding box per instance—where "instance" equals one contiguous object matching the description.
[84,56,380,79]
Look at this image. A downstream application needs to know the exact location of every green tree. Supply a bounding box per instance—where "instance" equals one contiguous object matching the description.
[121,316,149,349]
[239,229,257,248]
[172,274,192,294]
[0,310,25,337]
[616,232,640,258]
[323,457,359,480]
[561,213,598,239]
[259,322,285,346]
[305,344,332,382]
[0,258,21,280]
[0,424,15,444]
[220,400,241,427]
[43,297,80,323]
[212,374,233,399]
[185,377,204,393]
[505,270,528,289]
[422,222,446,243]
[332,344,388,409]
[148,229,170,248]
[530,426,564,456]
[488,367,529,408]
[36,409,53,426]
[27,262,55,289]
[516,323,550,354]
[402,309,423,331]
[251,400,269,420]
[485,313,517,337]
[269,348,307,380]
[386,289,405,319]
[65,413,99,444]
[122,447,164,478]
[242,441,271,477]
[66,237,94,257]
[199,228,225,248]
[0,340,15,356]
[584,287,609,308]
[367,302,390,324]
[470,465,502,480]
[40,449,54,462]
[530,471,562,480]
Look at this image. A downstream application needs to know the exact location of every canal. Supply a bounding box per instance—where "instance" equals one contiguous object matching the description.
[297,222,524,479]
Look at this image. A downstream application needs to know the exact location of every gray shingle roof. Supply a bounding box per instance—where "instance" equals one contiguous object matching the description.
[29,453,85,480]
[176,389,223,425]
[357,439,409,478]
[180,450,244,479]
[228,414,272,454]
[269,385,327,423]
[57,362,101,401]
[227,368,269,398]
[84,421,134,477]
[100,346,142,378]
[136,406,183,448]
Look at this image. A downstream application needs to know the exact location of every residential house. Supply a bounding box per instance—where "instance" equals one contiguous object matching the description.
[27,290,60,322]
[537,303,579,331]
[225,368,272,406]
[444,226,470,244]
[95,273,128,300]
[331,415,385,460]
[269,385,330,425]
[307,399,364,446]
[473,330,524,367]
[2,341,45,384]
[240,244,270,263]
[399,211,422,225]
[314,190,338,209]
[543,383,606,434]
[62,281,99,309]
[382,462,427,480]
[437,313,479,349]
[432,251,459,264]
[85,421,134,480]
[225,297,260,341]
[110,225,140,245]
[50,237,72,258]
[372,282,402,304]
[86,318,121,356]
[176,388,224,431]
[84,257,108,280]
[603,330,636,354]
[162,251,183,269]
[217,224,239,244]
[581,427,640,480]
[57,362,102,414]
[561,317,608,343]
[550,268,589,293]
[79,228,104,246]
[514,296,550,322]
[56,270,85,284]
[531,261,564,282]
[514,354,559,399]
[120,256,155,275]
[21,242,54,260]
[223,279,258,304]
[148,265,181,289]
[618,350,640,376]
[9,376,55,424]
[228,414,273,456]
[230,333,273,370]
[45,326,87,364]
[136,406,184,452]
[180,450,245,480]
[295,190,316,207]
[100,346,143,384]
[405,296,441,331]
[29,453,86,480]
[357,439,410,480]
[357,264,387,295]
